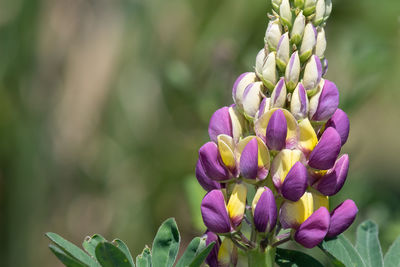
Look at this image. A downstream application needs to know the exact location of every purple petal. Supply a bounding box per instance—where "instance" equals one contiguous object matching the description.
[254,187,277,233]
[208,107,232,143]
[273,79,285,104]
[204,230,221,267]
[196,159,222,191]
[298,83,308,116]
[294,207,330,248]
[258,98,267,118]
[325,108,350,145]
[281,162,308,201]
[199,142,231,181]
[315,56,322,82]
[201,190,231,233]
[232,72,251,99]
[308,127,341,170]
[316,154,349,196]
[322,58,328,76]
[240,138,259,179]
[327,199,358,237]
[266,109,287,150]
[312,80,339,121]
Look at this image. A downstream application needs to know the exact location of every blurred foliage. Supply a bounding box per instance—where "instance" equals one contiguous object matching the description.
[0,0,399,266]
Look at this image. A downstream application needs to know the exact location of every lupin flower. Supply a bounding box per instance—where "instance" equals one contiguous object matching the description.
[280,191,330,248]
[196,0,358,260]
[252,187,277,233]
[285,52,301,91]
[204,231,221,267]
[236,136,270,181]
[309,79,339,121]
[201,184,247,234]
[276,33,290,72]
[299,23,317,62]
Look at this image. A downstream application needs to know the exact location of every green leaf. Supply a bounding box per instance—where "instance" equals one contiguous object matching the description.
[113,239,135,267]
[384,235,400,267]
[95,242,132,267]
[46,232,97,267]
[151,218,180,267]
[275,248,324,267]
[320,235,366,267]
[189,242,215,267]
[175,237,205,267]
[49,244,87,267]
[136,246,152,267]
[83,234,107,258]
[356,220,384,267]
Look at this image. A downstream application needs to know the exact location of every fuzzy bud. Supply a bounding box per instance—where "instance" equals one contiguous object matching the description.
[256,50,277,91]
[242,82,263,118]
[285,52,301,91]
[279,0,292,28]
[232,72,257,109]
[266,19,282,51]
[303,55,322,91]
[291,11,306,45]
[314,0,326,26]
[299,23,317,62]
[324,0,332,21]
[290,83,309,120]
[270,78,287,108]
[276,33,290,72]
[294,0,304,8]
[315,28,327,59]
[272,0,282,11]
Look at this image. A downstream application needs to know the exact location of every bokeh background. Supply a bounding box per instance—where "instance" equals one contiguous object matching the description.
[0,0,399,266]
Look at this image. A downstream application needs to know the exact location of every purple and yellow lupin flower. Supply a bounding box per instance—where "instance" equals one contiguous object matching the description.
[195,0,358,264]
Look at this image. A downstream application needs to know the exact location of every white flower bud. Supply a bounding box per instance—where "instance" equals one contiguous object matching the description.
[324,0,332,20]
[255,48,267,75]
[242,82,263,118]
[232,72,257,109]
[229,106,245,142]
[280,0,292,28]
[265,19,282,51]
[291,11,306,45]
[303,55,322,91]
[272,0,282,11]
[285,51,300,91]
[314,0,326,26]
[294,0,304,8]
[255,97,271,119]
[299,23,317,62]
[315,28,326,58]
[276,33,290,72]
[290,83,309,120]
[270,78,287,108]
[303,0,317,16]
[258,52,278,91]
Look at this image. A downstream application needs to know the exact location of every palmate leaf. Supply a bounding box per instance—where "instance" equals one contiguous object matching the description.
[95,241,132,267]
[320,235,366,267]
[49,244,88,267]
[136,246,151,267]
[151,218,180,267]
[384,236,400,267]
[175,237,205,267]
[113,239,135,267]
[46,232,98,267]
[356,220,384,267]
[275,248,324,267]
[83,234,107,258]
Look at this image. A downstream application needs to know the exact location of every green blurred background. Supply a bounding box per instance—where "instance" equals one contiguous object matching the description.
[0,0,399,266]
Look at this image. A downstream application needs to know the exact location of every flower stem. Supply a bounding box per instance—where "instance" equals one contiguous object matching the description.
[247,246,276,267]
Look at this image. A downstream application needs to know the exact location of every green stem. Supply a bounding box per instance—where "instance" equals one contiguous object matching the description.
[247,246,276,267]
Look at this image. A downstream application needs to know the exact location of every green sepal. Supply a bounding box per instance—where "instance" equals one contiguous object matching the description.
[151,218,181,267]
[95,241,132,267]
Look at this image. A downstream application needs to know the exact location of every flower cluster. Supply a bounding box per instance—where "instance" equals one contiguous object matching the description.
[195,0,358,266]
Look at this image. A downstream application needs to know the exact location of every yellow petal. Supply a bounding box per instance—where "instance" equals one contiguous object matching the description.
[252,187,266,215]
[218,134,236,169]
[256,137,270,170]
[298,118,318,152]
[218,238,236,267]
[271,149,303,185]
[227,184,247,226]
